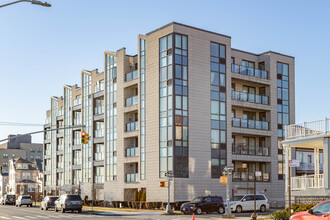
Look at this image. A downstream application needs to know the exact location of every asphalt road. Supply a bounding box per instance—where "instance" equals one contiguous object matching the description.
[0,205,272,219]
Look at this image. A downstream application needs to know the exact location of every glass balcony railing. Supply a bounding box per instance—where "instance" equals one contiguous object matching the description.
[95,176,104,183]
[45,117,51,124]
[58,110,63,116]
[45,150,51,156]
[232,118,269,130]
[126,96,138,107]
[231,64,268,79]
[125,70,138,82]
[126,121,138,132]
[73,98,81,106]
[94,152,104,161]
[45,165,51,171]
[57,145,63,151]
[232,144,269,156]
[94,106,104,115]
[73,139,81,146]
[73,117,81,125]
[57,163,63,169]
[233,171,270,182]
[94,129,104,138]
[94,82,104,93]
[73,158,81,165]
[231,91,269,105]
[126,147,138,157]
[45,134,51,140]
[126,173,138,182]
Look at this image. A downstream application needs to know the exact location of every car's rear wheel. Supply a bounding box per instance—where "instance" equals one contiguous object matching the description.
[45,207,48,211]
[236,205,242,213]
[78,209,82,213]
[61,206,65,213]
[19,205,21,207]
[218,206,225,214]
[195,207,202,215]
[41,206,43,210]
[260,205,266,213]
[54,206,58,212]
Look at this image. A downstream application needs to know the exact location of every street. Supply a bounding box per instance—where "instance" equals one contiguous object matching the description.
[0,205,272,220]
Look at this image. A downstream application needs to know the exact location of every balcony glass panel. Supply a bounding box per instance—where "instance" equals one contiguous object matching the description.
[94,152,104,161]
[126,96,138,107]
[126,121,138,132]
[94,129,104,138]
[231,64,268,79]
[94,106,104,115]
[125,70,138,82]
[232,118,269,130]
[126,147,138,157]
[126,173,138,182]
[232,91,269,105]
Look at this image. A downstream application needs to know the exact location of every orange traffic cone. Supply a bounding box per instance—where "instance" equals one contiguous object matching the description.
[192,213,195,220]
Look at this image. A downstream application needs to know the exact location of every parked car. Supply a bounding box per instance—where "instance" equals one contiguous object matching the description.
[2,194,16,205]
[54,194,82,213]
[290,199,330,219]
[228,194,269,213]
[16,195,32,207]
[40,196,59,211]
[180,196,225,215]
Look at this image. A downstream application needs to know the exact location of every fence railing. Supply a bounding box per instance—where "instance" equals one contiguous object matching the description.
[232,118,269,130]
[126,147,138,157]
[231,90,269,105]
[231,64,268,79]
[285,118,330,140]
[126,96,138,107]
[291,174,324,190]
[232,144,269,156]
[296,163,324,171]
[94,129,104,138]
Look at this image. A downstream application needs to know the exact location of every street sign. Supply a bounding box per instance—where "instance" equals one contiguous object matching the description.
[220,175,227,184]
[289,160,300,167]
[255,171,262,177]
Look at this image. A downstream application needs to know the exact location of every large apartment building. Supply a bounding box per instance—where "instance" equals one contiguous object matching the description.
[43,22,295,205]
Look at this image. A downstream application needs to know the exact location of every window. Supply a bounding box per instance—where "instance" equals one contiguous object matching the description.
[2,154,8,158]
[12,154,15,158]
[2,163,7,167]
[36,156,41,160]
[30,156,34,161]
[37,149,42,153]
[312,201,330,214]
[30,148,35,152]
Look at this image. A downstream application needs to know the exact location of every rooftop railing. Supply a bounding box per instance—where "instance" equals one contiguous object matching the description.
[232,64,268,79]
[285,118,330,140]
[231,90,269,105]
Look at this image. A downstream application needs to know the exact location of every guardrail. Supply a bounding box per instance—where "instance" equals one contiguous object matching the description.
[232,118,269,130]
[231,90,269,105]
[285,118,330,140]
[291,174,324,190]
[231,64,268,79]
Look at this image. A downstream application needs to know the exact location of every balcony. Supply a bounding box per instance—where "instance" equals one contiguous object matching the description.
[233,171,270,182]
[73,117,81,125]
[126,96,138,107]
[291,174,324,190]
[45,150,51,156]
[232,64,268,79]
[232,118,269,130]
[231,91,269,105]
[57,163,63,169]
[95,176,104,184]
[73,158,81,165]
[94,82,104,93]
[94,152,104,161]
[126,122,138,132]
[125,70,138,82]
[73,98,81,106]
[126,147,138,157]
[57,145,63,151]
[296,163,324,171]
[45,165,51,172]
[95,106,104,115]
[126,173,138,183]
[285,118,330,140]
[232,144,269,156]
[94,129,104,138]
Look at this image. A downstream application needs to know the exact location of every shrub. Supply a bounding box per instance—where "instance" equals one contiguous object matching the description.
[273,210,289,220]
[141,192,146,202]
[83,195,88,206]
[134,190,139,202]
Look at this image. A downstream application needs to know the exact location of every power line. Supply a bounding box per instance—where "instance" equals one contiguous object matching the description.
[0,122,44,127]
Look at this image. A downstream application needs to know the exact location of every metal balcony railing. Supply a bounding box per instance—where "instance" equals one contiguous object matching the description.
[232,118,269,130]
[126,96,138,107]
[73,98,81,106]
[95,176,104,183]
[231,64,268,79]
[232,144,269,156]
[233,172,270,182]
[296,163,324,171]
[125,70,138,82]
[231,91,269,105]
[57,163,63,169]
[291,174,324,190]
[126,173,138,182]
[57,145,63,151]
[73,159,81,165]
[126,121,138,132]
[94,82,104,93]
[285,118,330,140]
[126,147,138,157]
[45,150,51,156]
[73,117,81,125]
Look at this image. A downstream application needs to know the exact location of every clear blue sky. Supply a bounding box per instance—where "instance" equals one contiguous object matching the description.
[1,0,329,143]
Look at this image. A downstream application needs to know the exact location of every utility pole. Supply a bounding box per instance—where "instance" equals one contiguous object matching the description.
[165,171,173,214]
[223,166,234,218]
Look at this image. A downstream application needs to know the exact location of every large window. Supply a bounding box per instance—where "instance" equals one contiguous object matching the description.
[210,42,227,178]
[233,161,270,182]
[140,38,146,180]
[277,62,289,180]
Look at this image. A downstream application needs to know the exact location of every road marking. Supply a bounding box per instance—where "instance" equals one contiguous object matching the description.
[12,217,27,220]
[24,217,38,219]
[0,217,10,219]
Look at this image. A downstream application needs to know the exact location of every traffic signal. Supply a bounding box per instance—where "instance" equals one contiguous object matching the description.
[160,181,166,188]
[81,131,89,144]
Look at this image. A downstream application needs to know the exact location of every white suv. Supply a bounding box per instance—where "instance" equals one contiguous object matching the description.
[16,195,32,207]
[228,194,269,213]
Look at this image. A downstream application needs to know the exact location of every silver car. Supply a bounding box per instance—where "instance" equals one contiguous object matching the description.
[54,194,82,213]
[40,196,59,210]
[16,195,32,207]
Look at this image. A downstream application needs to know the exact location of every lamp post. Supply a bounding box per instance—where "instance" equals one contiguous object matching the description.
[165,171,173,214]
[0,0,51,8]
[223,166,234,218]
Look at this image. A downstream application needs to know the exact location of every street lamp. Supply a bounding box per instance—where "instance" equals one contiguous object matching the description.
[0,0,51,8]
[223,166,234,218]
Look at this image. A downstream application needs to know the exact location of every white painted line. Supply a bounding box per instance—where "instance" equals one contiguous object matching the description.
[0,216,11,220]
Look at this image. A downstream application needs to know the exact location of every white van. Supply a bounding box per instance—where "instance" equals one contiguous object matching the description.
[228,194,269,213]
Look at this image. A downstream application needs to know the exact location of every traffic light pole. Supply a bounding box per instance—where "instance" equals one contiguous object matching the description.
[165,171,173,214]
